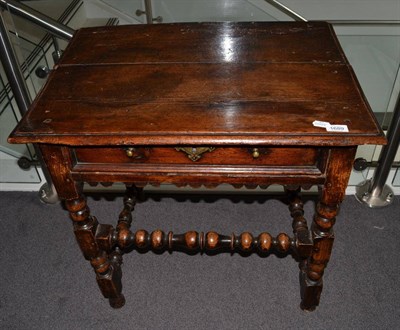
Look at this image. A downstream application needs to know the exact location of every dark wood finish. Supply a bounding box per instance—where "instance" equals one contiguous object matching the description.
[116,227,295,255]
[9,22,384,147]
[74,146,321,166]
[8,22,385,311]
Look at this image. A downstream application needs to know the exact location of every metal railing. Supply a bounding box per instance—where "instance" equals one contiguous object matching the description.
[0,0,75,202]
[0,0,74,40]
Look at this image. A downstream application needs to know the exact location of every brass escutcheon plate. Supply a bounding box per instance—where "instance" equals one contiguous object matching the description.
[175,147,216,162]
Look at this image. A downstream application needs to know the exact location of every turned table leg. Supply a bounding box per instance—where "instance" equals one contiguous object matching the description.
[300,147,356,311]
[300,201,336,311]
[38,145,126,308]
[65,196,125,308]
[38,144,358,310]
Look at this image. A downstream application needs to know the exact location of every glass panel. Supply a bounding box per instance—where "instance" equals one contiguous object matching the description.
[0,2,73,184]
[99,0,278,23]
[99,0,146,23]
[336,33,400,127]
[153,0,277,22]
[391,144,400,187]
[0,72,40,183]
[393,168,400,187]
[334,25,400,186]
[9,33,49,98]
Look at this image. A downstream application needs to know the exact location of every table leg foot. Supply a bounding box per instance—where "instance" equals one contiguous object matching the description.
[94,257,125,308]
[299,267,322,312]
[109,294,126,309]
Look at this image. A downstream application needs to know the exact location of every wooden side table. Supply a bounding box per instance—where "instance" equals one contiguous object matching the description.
[9,22,385,310]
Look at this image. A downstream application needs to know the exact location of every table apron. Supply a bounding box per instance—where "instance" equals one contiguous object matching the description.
[71,164,326,186]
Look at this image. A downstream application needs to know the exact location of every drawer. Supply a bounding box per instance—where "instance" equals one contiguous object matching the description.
[74,146,322,167]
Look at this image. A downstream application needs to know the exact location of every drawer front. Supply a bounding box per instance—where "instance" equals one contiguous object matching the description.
[74,146,321,167]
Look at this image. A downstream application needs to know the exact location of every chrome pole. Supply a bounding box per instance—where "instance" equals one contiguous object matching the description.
[0,12,58,203]
[0,0,74,40]
[0,13,30,113]
[136,0,162,24]
[264,0,308,22]
[356,91,400,207]
[144,0,153,24]
[51,36,62,63]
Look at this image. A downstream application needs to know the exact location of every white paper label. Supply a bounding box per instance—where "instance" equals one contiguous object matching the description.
[326,125,349,132]
[313,120,349,132]
[312,120,331,128]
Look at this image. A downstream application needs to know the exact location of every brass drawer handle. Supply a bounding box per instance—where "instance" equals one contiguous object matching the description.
[252,148,260,159]
[125,147,148,160]
[125,148,136,158]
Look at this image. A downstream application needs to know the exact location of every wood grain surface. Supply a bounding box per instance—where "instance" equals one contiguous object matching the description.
[9,21,384,146]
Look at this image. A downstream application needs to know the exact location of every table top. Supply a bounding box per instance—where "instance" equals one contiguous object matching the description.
[9,21,385,147]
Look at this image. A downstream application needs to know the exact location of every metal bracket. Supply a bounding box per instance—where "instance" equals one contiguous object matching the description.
[18,156,40,169]
[353,157,400,171]
[355,179,394,208]
[38,182,59,204]
[135,9,162,23]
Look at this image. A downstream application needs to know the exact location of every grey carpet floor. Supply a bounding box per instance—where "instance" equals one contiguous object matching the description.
[0,191,399,330]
